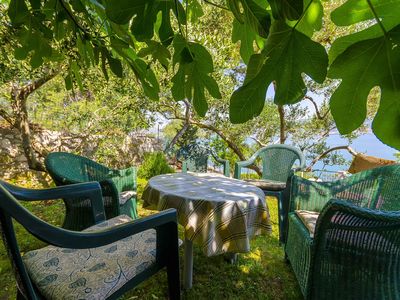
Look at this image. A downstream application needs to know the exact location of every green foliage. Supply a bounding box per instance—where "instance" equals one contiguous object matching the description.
[4,0,400,149]
[329,0,400,148]
[230,20,328,123]
[171,35,221,116]
[138,152,174,180]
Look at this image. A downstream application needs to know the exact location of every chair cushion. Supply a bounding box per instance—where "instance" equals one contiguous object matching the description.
[244,179,286,191]
[119,190,137,205]
[295,210,320,238]
[23,215,156,300]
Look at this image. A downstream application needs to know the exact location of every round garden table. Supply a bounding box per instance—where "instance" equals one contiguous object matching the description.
[142,172,271,289]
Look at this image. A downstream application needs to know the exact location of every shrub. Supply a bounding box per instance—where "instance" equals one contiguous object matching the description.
[138,152,174,180]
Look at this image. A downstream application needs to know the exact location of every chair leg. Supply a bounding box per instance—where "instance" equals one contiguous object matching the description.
[166,251,181,300]
[16,289,26,300]
[277,192,285,245]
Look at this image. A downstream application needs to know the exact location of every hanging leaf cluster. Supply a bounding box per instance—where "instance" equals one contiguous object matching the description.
[4,0,400,149]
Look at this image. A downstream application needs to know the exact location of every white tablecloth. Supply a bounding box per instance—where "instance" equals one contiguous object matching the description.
[143,173,271,256]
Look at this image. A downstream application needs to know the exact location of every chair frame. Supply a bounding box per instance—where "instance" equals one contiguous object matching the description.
[285,165,400,299]
[0,181,180,300]
[45,152,138,230]
[178,145,230,176]
[234,144,306,243]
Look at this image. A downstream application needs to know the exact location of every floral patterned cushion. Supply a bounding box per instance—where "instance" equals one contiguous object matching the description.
[119,190,137,205]
[295,210,320,238]
[23,215,156,300]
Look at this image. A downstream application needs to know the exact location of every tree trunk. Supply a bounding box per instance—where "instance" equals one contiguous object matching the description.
[278,105,286,144]
[189,120,262,176]
[10,71,58,172]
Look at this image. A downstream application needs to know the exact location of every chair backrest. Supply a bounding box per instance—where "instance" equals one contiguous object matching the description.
[45,152,109,184]
[333,164,400,211]
[255,144,305,182]
[176,144,210,173]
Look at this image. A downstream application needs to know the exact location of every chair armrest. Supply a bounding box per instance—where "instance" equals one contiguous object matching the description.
[98,179,120,215]
[314,198,400,254]
[1,181,106,224]
[234,156,257,179]
[182,161,188,173]
[211,154,230,177]
[24,208,178,250]
[309,199,400,297]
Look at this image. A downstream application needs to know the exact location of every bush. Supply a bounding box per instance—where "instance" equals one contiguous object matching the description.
[138,152,174,180]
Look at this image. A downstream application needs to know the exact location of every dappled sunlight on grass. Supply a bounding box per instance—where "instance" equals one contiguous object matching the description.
[130,196,302,299]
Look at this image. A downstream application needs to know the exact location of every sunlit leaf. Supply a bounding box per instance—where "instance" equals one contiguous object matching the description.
[268,0,303,20]
[229,21,327,123]
[329,25,400,148]
[172,35,221,116]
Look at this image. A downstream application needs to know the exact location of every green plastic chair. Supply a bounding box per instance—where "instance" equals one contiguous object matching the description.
[177,144,230,176]
[0,181,180,299]
[234,144,305,243]
[285,165,400,299]
[45,152,137,230]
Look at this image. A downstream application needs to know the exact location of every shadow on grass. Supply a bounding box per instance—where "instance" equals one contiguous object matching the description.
[126,197,302,300]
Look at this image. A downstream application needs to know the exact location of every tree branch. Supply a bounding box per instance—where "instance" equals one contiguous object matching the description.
[0,107,15,126]
[249,136,266,147]
[203,0,229,11]
[304,95,330,120]
[306,145,358,171]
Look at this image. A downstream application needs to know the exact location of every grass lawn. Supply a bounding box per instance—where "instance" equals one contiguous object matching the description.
[0,183,302,300]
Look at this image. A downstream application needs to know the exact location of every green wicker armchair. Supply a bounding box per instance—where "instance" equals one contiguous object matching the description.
[177,144,230,176]
[0,181,180,299]
[45,152,138,230]
[285,164,400,299]
[234,144,305,243]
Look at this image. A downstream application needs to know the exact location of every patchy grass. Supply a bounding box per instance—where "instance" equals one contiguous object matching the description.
[0,184,302,300]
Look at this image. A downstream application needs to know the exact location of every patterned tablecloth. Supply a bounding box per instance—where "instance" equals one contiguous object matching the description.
[143,172,271,256]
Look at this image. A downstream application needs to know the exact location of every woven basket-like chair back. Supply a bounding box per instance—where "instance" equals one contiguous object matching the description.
[177,144,210,173]
[45,152,108,184]
[258,145,304,182]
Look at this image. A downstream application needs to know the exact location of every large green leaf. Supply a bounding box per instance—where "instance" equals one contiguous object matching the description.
[329,25,400,149]
[112,43,160,100]
[329,0,400,62]
[331,0,400,26]
[228,0,271,38]
[8,0,29,25]
[171,35,221,116]
[186,0,204,22]
[138,40,171,70]
[231,19,257,64]
[268,0,303,21]
[229,21,328,123]
[105,0,185,45]
[287,0,323,37]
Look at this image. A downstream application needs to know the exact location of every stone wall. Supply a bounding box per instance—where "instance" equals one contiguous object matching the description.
[0,124,162,186]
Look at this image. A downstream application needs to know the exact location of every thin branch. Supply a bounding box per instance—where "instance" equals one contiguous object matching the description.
[249,137,266,147]
[306,145,358,171]
[58,0,88,36]
[203,0,229,11]
[0,108,15,126]
[304,95,330,120]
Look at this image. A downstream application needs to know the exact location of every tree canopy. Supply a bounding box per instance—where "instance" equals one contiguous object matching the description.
[3,0,400,150]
